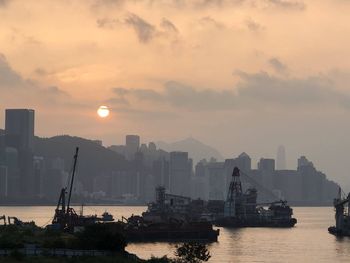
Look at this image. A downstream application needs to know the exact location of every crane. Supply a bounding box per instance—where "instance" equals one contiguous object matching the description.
[52,147,79,230]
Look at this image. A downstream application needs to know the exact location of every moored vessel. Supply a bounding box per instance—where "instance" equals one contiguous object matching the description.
[328,189,350,236]
[214,167,297,228]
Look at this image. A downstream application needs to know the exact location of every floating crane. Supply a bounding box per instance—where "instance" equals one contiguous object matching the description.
[49,147,114,232]
[215,166,297,227]
[51,147,97,231]
[328,188,350,236]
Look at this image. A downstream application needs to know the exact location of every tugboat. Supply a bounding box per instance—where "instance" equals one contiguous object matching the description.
[328,188,350,236]
[215,167,297,228]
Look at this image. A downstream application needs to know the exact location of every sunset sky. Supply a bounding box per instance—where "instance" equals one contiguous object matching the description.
[1,0,350,188]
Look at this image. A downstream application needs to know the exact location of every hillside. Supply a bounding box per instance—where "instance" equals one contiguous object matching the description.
[34,135,129,191]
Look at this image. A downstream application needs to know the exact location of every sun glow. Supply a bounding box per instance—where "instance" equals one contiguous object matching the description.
[97,106,110,118]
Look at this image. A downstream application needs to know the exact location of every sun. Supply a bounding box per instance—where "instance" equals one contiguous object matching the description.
[97,106,110,118]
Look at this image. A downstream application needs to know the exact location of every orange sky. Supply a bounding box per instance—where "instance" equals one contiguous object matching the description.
[1,0,350,188]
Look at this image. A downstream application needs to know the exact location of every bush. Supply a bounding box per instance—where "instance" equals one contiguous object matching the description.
[174,242,211,263]
[9,249,25,261]
[75,224,127,252]
[147,255,171,263]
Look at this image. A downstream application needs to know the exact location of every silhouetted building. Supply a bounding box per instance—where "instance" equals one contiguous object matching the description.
[153,158,170,190]
[207,161,225,200]
[125,135,140,160]
[258,158,275,190]
[236,152,251,172]
[5,109,35,197]
[276,145,286,170]
[5,109,34,150]
[0,165,8,197]
[169,152,192,196]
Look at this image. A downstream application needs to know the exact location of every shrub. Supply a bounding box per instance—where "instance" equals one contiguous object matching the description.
[174,242,211,263]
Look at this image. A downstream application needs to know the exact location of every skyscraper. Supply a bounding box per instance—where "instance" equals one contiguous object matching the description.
[125,135,140,160]
[5,109,35,151]
[5,109,35,197]
[276,145,286,170]
[169,151,192,196]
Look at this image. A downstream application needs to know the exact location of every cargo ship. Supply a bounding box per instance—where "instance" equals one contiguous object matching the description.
[328,189,350,236]
[214,167,297,228]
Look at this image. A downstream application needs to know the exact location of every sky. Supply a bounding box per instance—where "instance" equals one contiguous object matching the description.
[1,0,350,188]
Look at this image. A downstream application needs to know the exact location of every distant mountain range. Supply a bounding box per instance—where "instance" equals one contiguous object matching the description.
[156,137,224,164]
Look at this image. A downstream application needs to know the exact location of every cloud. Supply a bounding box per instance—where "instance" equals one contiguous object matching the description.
[264,0,305,10]
[0,0,10,7]
[199,16,225,29]
[124,13,156,43]
[268,57,288,74]
[245,18,264,33]
[0,53,79,108]
[97,14,179,43]
[0,53,24,87]
[160,18,179,34]
[96,18,120,29]
[91,0,305,11]
[108,71,350,111]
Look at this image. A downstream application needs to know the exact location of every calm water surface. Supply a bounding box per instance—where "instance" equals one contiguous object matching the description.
[0,206,349,262]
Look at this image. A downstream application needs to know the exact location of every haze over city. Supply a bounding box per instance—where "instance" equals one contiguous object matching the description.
[1,0,350,191]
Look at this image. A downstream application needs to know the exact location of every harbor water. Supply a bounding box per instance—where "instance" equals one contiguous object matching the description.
[0,206,349,263]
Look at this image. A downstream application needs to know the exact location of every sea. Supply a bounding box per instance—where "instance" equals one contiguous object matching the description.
[0,206,349,263]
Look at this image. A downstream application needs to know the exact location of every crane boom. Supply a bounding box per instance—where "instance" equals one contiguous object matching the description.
[67,147,79,211]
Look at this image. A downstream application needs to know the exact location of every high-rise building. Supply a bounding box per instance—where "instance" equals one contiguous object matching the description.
[276,145,286,170]
[5,109,35,197]
[169,151,192,196]
[125,135,140,160]
[0,165,8,197]
[5,109,34,151]
[236,152,251,172]
[258,158,275,172]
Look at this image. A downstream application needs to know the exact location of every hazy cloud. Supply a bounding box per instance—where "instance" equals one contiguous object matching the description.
[108,72,350,111]
[199,16,225,29]
[160,18,179,34]
[268,57,288,74]
[0,0,11,7]
[264,0,305,10]
[0,53,24,87]
[0,53,75,107]
[245,18,264,32]
[96,18,120,29]
[124,13,156,43]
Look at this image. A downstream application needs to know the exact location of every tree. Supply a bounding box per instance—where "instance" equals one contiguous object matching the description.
[174,242,211,263]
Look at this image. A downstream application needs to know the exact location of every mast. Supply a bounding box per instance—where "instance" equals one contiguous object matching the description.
[67,147,79,211]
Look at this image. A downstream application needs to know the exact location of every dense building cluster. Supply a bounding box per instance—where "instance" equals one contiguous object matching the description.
[0,109,339,205]
[0,109,69,201]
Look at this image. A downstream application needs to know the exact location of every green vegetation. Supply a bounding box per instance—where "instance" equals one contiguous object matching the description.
[0,226,211,263]
[0,255,138,263]
[174,242,211,263]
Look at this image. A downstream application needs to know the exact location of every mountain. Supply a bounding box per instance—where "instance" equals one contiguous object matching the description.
[156,137,224,164]
[33,135,129,191]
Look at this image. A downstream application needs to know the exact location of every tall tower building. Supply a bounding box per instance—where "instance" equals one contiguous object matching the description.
[5,109,35,151]
[125,135,140,160]
[5,109,35,197]
[276,145,286,170]
[169,151,192,196]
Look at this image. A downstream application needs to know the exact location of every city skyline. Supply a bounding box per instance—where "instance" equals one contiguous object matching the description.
[0,108,339,204]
